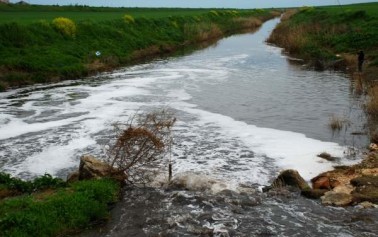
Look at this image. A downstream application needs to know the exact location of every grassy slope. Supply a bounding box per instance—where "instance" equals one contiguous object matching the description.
[0,172,120,237]
[0,5,278,91]
[268,3,378,65]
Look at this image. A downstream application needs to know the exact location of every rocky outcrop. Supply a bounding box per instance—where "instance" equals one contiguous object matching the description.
[321,191,353,206]
[67,155,126,183]
[350,175,378,204]
[305,151,378,207]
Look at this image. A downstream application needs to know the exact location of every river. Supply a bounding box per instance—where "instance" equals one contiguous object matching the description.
[0,19,377,236]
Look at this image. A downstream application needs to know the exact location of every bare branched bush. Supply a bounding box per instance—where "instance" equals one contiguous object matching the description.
[107,110,176,184]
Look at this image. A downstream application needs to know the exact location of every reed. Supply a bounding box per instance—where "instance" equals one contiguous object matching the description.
[267,23,308,55]
[232,17,262,29]
[366,85,378,117]
[328,115,348,131]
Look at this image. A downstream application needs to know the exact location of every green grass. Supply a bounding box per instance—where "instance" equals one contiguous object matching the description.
[0,175,120,237]
[0,4,268,24]
[0,172,66,193]
[268,2,378,62]
[320,2,378,16]
[0,5,278,91]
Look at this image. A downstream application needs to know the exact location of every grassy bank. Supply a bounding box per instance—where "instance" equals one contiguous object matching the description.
[0,172,120,236]
[0,4,279,91]
[268,3,378,65]
[267,2,378,137]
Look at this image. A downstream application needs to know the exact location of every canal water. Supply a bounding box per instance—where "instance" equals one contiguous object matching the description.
[1,19,376,236]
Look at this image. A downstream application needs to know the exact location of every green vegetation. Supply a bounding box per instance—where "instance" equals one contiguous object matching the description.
[0,172,65,194]
[0,4,252,24]
[268,3,378,64]
[0,4,279,91]
[0,172,120,237]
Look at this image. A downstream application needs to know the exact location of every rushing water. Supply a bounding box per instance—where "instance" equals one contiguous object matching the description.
[1,19,377,236]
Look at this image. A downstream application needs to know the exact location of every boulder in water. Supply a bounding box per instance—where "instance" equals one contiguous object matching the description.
[267,169,310,191]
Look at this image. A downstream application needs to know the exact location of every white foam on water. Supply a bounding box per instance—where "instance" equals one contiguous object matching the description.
[0,118,85,140]
[7,136,95,176]
[172,101,351,182]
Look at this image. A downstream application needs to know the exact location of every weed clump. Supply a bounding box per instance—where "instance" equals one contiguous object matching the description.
[52,17,76,37]
[209,10,219,17]
[123,14,135,24]
[328,115,348,131]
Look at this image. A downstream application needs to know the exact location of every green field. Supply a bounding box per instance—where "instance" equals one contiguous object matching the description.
[0,4,263,24]
[0,8,212,24]
[0,4,277,91]
[320,2,378,16]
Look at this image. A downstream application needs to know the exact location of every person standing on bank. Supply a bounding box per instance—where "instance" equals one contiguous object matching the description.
[358,50,365,72]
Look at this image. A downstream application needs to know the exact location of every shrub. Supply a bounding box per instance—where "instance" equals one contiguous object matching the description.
[52,17,76,37]
[123,14,135,24]
[209,10,219,17]
[107,110,176,184]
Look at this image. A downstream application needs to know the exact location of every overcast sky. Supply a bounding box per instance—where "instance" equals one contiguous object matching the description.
[11,0,373,8]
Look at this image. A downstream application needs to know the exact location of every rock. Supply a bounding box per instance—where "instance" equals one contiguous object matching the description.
[270,169,310,191]
[359,201,377,208]
[312,176,331,190]
[350,175,378,187]
[351,176,378,204]
[78,155,114,180]
[361,168,378,176]
[369,143,378,151]
[66,170,79,183]
[301,189,328,199]
[333,184,354,194]
[67,155,126,183]
[321,191,353,206]
[317,152,336,161]
[330,179,341,188]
